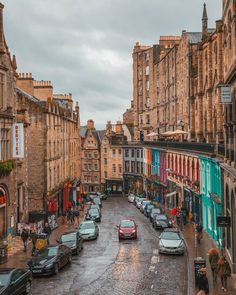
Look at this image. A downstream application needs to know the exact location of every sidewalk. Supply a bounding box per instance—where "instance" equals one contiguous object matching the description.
[1,207,88,269]
[182,223,236,295]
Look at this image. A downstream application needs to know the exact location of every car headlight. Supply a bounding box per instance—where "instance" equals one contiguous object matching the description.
[131,229,136,234]
[156,221,160,225]
[178,242,184,249]
[72,243,76,247]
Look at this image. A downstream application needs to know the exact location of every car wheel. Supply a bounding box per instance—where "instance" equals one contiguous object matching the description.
[54,263,59,275]
[68,254,72,264]
[25,280,31,294]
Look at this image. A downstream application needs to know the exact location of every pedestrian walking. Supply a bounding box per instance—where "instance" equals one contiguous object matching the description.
[195,223,203,244]
[208,248,219,283]
[20,228,29,252]
[43,223,52,244]
[197,268,209,295]
[217,255,231,292]
[30,228,37,256]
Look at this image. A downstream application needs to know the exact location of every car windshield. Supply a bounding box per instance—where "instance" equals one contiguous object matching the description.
[152,208,161,214]
[120,220,135,228]
[161,232,180,240]
[61,233,76,242]
[79,222,95,230]
[91,205,99,210]
[89,209,99,215]
[93,198,100,204]
[0,274,9,286]
[37,247,58,257]
[156,215,167,221]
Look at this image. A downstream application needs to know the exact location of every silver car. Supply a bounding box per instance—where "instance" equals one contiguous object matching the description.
[140,200,151,213]
[136,198,146,209]
[159,228,185,255]
[78,221,99,240]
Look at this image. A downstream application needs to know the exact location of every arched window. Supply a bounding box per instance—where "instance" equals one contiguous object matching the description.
[228,10,232,33]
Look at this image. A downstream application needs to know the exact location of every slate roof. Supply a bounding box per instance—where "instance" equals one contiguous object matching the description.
[185,32,202,44]
[97,130,106,142]
[80,126,87,137]
[16,87,40,103]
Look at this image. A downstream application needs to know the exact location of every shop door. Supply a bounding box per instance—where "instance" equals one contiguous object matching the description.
[0,206,6,237]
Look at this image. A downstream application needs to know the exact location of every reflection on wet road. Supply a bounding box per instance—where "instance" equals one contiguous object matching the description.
[31,196,187,295]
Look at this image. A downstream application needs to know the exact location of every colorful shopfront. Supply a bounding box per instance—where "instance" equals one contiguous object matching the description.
[199,156,223,246]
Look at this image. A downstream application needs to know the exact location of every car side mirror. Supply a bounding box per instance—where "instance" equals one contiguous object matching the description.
[56,239,61,244]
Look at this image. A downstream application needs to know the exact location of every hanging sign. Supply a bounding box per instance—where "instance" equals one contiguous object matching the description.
[12,123,24,158]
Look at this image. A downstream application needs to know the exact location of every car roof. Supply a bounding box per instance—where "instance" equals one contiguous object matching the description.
[80,220,95,224]
[120,219,135,223]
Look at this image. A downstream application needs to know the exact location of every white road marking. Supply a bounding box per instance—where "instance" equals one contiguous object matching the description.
[149,265,155,271]
[151,256,158,264]
[151,285,154,289]
[155,271,157,274]
[153,249,159,255]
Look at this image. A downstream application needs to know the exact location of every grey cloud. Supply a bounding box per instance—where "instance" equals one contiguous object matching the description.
[2,0,221,129]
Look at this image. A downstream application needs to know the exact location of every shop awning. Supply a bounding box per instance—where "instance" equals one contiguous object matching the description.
[166,191,177,198]
[147,132,158,137]
[210,192,221,204]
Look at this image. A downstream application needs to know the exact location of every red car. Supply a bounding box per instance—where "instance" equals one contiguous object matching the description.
[117,219,138,240]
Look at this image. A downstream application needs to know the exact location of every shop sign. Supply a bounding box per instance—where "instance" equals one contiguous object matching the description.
[12,123,24,158]
[220,85,232,104]
[217,216,231,227]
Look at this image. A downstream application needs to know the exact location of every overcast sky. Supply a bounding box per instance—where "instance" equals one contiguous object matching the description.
[2,0,221,129]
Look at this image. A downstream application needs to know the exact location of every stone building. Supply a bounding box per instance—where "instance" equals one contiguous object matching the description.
[80,120,104,194]
[100,121,127,194]
[123,100,134,127]
[16,74,81,227]
[0,3,18,238]
[220,0,236,273]
[194,5,224,143]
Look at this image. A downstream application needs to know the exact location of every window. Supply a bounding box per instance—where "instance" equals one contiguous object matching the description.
[125,149,129,157]
[94,176,98,183]
[0,72,5,108]
[112,149,116,157]
[84,164,88,171]
[88,164,92,171]
[104,171,107,178]
[88,153,92,159]
[146,114,150,124]
[125,161,130,172]
[137,150,140,158]
[131,161,135,173]
[112,164,116,173]
[104,148,107,154]
[1,129,10,161]
[94,164,98,171]
[141,149,143,158]
[104,158,107,165]
[118,149,122,155]
[131,149,135,158]
[119,164,122,174]
[145,65,149,75]
[137,162,140,174]
[94,152,98,158]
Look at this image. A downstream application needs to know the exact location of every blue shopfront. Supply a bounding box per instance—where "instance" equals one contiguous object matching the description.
[199,156,223,246]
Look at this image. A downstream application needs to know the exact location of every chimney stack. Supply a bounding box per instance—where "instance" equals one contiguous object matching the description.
[87,119,95,130]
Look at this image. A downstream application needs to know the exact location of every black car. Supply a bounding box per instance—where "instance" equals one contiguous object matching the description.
[149,207,162,223]
[85,208,101,222]
[57,231,83,255]
[153,214,174,230]
[92,197,102,208]
[0,268,32,295]
[28,244,72,276]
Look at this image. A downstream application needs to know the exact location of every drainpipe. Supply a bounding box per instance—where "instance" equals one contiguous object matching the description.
[188,41,191,141]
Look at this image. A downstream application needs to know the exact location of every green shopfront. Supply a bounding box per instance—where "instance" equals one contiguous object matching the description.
[199,156,223,247]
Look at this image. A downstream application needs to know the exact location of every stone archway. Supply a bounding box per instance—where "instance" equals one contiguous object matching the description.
[0,186,8,238]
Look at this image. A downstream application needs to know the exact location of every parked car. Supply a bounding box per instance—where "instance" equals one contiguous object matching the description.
[85,208,101,222]
[144,203,154,217]
[78,221,99,240]
[0,268,32,295]
[149,207,162,222]
[153,214,173,230]
[89,192,107,200]
[92,197,102,208]
[128,194,135,203]
[89,204,101,214]
[136,198,146,209]
[117,219,138,240]
[57,231,83,255]
[28,244,72,276]
[134,196,140,206]
[159,228,185,255]
[140,200,151,213]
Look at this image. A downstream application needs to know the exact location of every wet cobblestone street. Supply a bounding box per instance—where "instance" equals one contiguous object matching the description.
[31,196,187,295]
